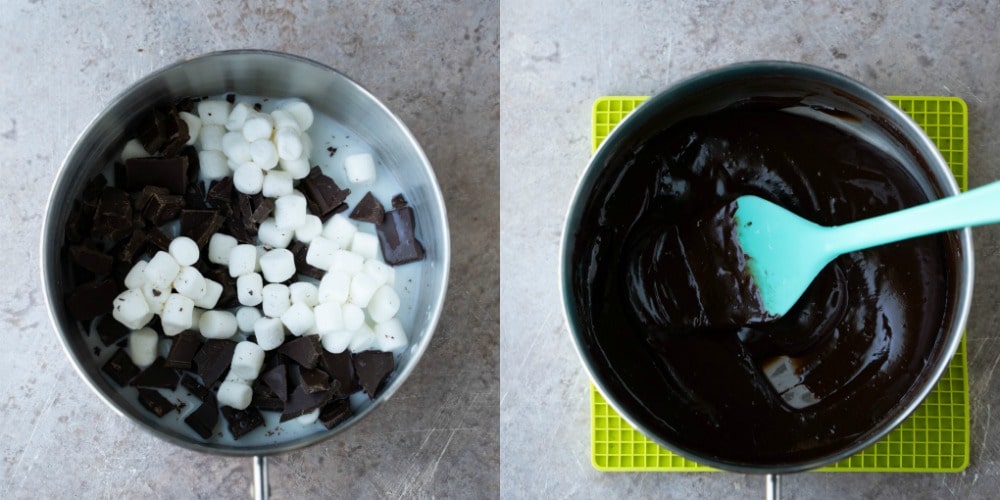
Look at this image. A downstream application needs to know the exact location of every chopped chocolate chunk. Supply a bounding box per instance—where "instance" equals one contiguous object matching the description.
[137,388,176,417]
[260,363,288,402]
[391,194,408,209]
[280,385,334,422]
[165,331,201,370]
[184,392,219,438]
[320,350,358,397]
[250,197,274,224]
[82,174,108,202]
[124,156,189,195]
[181,374,211,401]
[349,191,385,224]
[184,182,207,211]
[65,202,95,242]
[353,351,395,399]
[277,335,322,369]
[376,207,425,266]
[319,399,352,429]
[102,348,141,386]
[93,187,134,242]
[326,146,337,157]
[205,267,238,309]
[301,167,350,219]
[143,191,185,225]
[160,110,190,157]
[145,226,173,253]
[206,177,234,209]
[180,146,201,186]
[176,97,196,113]
[288,241,326,280]
[194,339,236,387]
[96,316,130,346]
[252,381,285,412]
[134,185,170,213]
[132,357,180,390]
[69,244,113,276]
[300,367,332,394]
[66,278,119,321]
[116,229,147,264]
[137,108,170,153]
[221,406,265,440]
[180,209,225,248]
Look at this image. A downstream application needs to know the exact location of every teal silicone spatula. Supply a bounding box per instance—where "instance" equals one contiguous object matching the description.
[735,181,998,319]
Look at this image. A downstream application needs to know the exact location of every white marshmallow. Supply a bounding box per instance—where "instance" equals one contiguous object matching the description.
[198,124,226,151]
[197,99,231,126]
[121,138,149,162]
[198,150,229,180]
[344,153,376,184]
[270,109,300,131]
[331,249,365,275]
[342,303,365,331]
[230,341,265,380]
[169,237,200,267]
[348,323,377,352]
[255,245,266,272]
[161,293,196,336]
[350,232,380,260]
[233,163,264,195]
[295,408,320,426]
[141,283,170,315]
[222,131,252,164]
[260,248,296,283]
[237,273,264,306]
[348,272,379,308]
[199,310,238,339]
[313,302,345,334]
[300,131,312,157]
[282,100,314,130]
[208,233,238,265]
[253,316,286,351]
[193,279,223,309]
[281,303,315,336]
[177,111,202,146]
[225,102,252,132]
[375,318,408,352]
[173,266,207,301]
[274,127,304,161]
[322,214,357,249]
[320,330,352,354]
[144,251,180,290]
[250,139,279,170]
[363,259,394,287]
[190,308,204,332]
[128,327,159,369]
[228,244,258,277]
[236,306,263,332]
[218,377,253,410]
[305,236,338,271]
[262,170,294,198]
[258,218,294,249]
[367,285,401,323]
[289,282,319,307]
[262,283,291,318]
[124,261,148,290]
[275,195,308,229]
[242,113,274,142]
[112,289,153,330]
[279,156,311,179]
[318,270,351,304]
[295,215,324,244]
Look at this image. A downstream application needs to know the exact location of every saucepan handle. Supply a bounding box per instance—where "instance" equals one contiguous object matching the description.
[765,473,780,500]
[253,455,269,500]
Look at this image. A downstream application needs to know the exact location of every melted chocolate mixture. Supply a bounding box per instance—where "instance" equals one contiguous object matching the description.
[572,105,951,464]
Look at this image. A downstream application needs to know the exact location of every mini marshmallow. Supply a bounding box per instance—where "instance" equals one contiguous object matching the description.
[275,195,308,229]
[233,163,264,194]
[197,99,231,126]
[173,266,207,301]
[350,232,380,260]
[295,215,324,244]
[112,289,153,330]
[305,236,338,271]
[193,279,223,310]
[331,249,365,275]
[348,272,379,308]
[222,131,252,164]
[128,327,159,369]
[260,248,296,283]
[348,323,377,352]
[262,170,294,198]
[161,293,196,336]
[190,308,204,332]
[124,261,148,290]
[262,283,291,318]
[198,150,229,180]
[242,112,274,142]
[375,318,408,352]
[177,111,202,146]
[169,236,200,266]
[236,306,263,332]
[320,330,352,354]
[279,156,311,179]
[322,214,357,249]
[250,139,279,170]
[255,245,266,272]
[254,316,286,351]
[199,310,238,339]
[296,408,321,426]
[314,302,345,334]
[300,131,312,156]
[237,273,264,306]
[257,218,295,249]
[228,244,258,277]
[217,377,253,410]
[367,285,401,323]
[198,124,226,151]
[363,259,395,287]
[281,302,315,336]
[225,102,252,132]
[275,127,304,160]
[342,303,365,331]
[142,283,170,315]
[121,138,149,162]
[230,341,265,380]
[282,100,314,130]
[318,270,351,304]
[208,233,238,265]
[270,109,300,131]
[289,282,319,307]
[344,153,376,184]
[144,251,180,290]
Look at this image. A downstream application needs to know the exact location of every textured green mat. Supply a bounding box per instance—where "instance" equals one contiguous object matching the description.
[590,95,970,472]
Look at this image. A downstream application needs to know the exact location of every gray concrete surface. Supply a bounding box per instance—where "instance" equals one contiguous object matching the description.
[500,1,1000,499]
[0,1,498,498]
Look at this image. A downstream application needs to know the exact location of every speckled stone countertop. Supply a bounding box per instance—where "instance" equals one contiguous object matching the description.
[501,1,999,499]
[0,1,497,498]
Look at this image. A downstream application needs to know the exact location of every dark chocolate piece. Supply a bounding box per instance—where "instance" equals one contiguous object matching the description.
[194,339,236,386]
[260,363,288,402]
[250,197,274,224]
[319,399,352,429]
[376,207,425,266]
[134,185,170,213]
[102,348,141,386]
[252,381,285,412]
[205,267,238,309]
[180,209,225,248]
[137,388,176,417]
[69,244,113,276]
[288,241,326,280]
[353,351,395,399]
[160,110,190,157]
[65,202,95,242]
[349,191,385,224]
[116,229,148,264]
[137,108,170,153]
[301,167,350,219]
[82,174,108,202]
[165,330,201,370]
[391,194,408,209]
[181,374,211,401]
[320,350,358,397]
[180,146,201,182]
[206,177,234,209]
[145,226,173,253]
[299,367,332,394]
[184,393,219,439]
[96,316,130,346]
[124,156,189,195]
[277,335,322,369]
[132,357,180,390]
[143,191,185,225]
[67,278,119,321]
[280,385,334,422]
[93,187,134,242]
[221,406,265,440]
